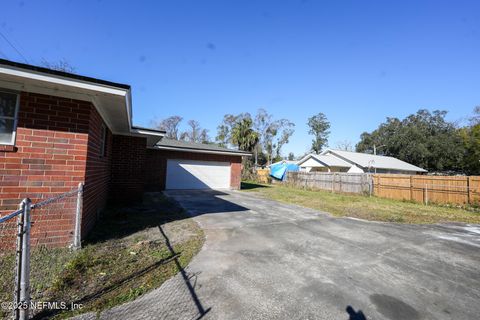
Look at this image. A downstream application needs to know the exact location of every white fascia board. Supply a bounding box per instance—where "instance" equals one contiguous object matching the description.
[0,78,96,102]
[0,77,124,135]
[129,128,165,137]
[151,145,251,157]
[320,149,332,155]
[323,150,358,167]
[0,64,132,134]
[306,156,330,167]
[0,65,128,96]
[296,154,313,165]
[126,89,133,130]
[297,154,331,167]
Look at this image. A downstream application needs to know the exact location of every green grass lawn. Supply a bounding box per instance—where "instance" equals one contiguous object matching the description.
[241,181,480,224]
[0,193,204,319]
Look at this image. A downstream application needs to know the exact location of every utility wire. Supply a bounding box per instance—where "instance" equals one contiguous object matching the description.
[0,48,8,59]
[0,30,29,63]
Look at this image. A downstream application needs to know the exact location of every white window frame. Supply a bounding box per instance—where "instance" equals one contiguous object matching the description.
[0,90,20,146]
[100,124,107,157]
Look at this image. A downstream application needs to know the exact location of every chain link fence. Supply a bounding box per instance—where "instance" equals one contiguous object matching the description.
[0,183,83,320]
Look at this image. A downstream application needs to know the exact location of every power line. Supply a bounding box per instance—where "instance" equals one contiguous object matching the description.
[0,30,28,63]
[0,48,8,59]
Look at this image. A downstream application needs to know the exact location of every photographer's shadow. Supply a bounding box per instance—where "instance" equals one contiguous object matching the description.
[346,305,367,320]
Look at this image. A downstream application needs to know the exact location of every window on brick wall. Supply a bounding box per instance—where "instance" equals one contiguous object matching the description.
[0,90,20,145]
[100,124,107,157]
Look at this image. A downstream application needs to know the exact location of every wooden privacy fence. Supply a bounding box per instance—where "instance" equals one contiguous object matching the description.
[286,171,373,194]
[373,175,480,205]
[284,172,480,206]
[256,168,270,184]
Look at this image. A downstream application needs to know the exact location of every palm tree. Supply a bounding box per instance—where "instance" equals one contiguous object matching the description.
[231,117,259,152]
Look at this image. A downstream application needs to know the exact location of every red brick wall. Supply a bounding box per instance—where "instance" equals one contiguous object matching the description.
[110,135,147,203]
[145,148,166,191]
[0,91,245,248]
[230,162,242,190]
[83,107,112,237]
[144,149,242,190]
[0,92,111,247]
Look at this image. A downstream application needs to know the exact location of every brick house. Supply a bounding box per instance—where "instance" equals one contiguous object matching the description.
[0,59,249,247]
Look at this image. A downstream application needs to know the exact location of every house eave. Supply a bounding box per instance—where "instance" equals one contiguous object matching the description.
[0,59,133,136]
[323,149,428,173]
[130,126,166,147]
[150,145,252,157]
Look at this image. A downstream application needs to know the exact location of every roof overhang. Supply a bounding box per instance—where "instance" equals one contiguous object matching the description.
[130,126,166,146]
[322,149,428,173]
[298,153,359,169]
[0,59,164,145]
[296,154,326,167]
[151,145,252,157]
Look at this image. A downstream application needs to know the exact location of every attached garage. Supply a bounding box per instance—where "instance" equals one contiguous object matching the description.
[144,138,251,191]
[166,159,231,190]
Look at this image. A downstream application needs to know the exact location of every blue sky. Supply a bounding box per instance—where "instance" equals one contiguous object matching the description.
[2,0,479,156]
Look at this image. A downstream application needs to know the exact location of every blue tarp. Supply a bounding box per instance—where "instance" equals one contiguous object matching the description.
[269,162,299,181]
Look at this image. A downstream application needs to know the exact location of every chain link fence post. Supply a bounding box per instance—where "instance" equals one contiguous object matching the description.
[73,183,84,250]
[15,198,31,320]
[2,187,83,319]
[14,200,24,320]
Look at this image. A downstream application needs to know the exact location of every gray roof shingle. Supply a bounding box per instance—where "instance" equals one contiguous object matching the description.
[324,149,427,172]
[154,138,251,156]
[312,154,352,167]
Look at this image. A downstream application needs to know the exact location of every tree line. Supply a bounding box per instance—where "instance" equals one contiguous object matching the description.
[38,59,480,175]
[152,109,332,168]
[356,107,480,174]
[151,116,211,143]
[152,110,300,168]
[153,106,479,175]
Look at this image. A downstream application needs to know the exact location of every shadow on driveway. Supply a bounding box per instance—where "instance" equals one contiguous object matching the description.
[158,224,211,320]
[164,190,249,216]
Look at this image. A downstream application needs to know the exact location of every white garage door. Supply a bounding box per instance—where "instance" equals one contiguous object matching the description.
[166,159,231,190]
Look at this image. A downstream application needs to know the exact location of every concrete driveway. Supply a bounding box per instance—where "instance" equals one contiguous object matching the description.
[91,190,480,320]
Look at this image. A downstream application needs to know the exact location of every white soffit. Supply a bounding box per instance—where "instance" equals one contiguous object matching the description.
[0,64,131,135]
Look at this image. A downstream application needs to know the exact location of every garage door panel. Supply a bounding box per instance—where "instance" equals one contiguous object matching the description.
[166,159,231,190]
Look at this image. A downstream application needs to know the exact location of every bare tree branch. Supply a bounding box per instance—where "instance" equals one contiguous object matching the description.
[41,58,76,73]
[151,116,183,139]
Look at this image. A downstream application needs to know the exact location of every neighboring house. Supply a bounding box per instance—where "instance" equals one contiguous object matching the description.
[0,59,249,247]
[297,149,427,174]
